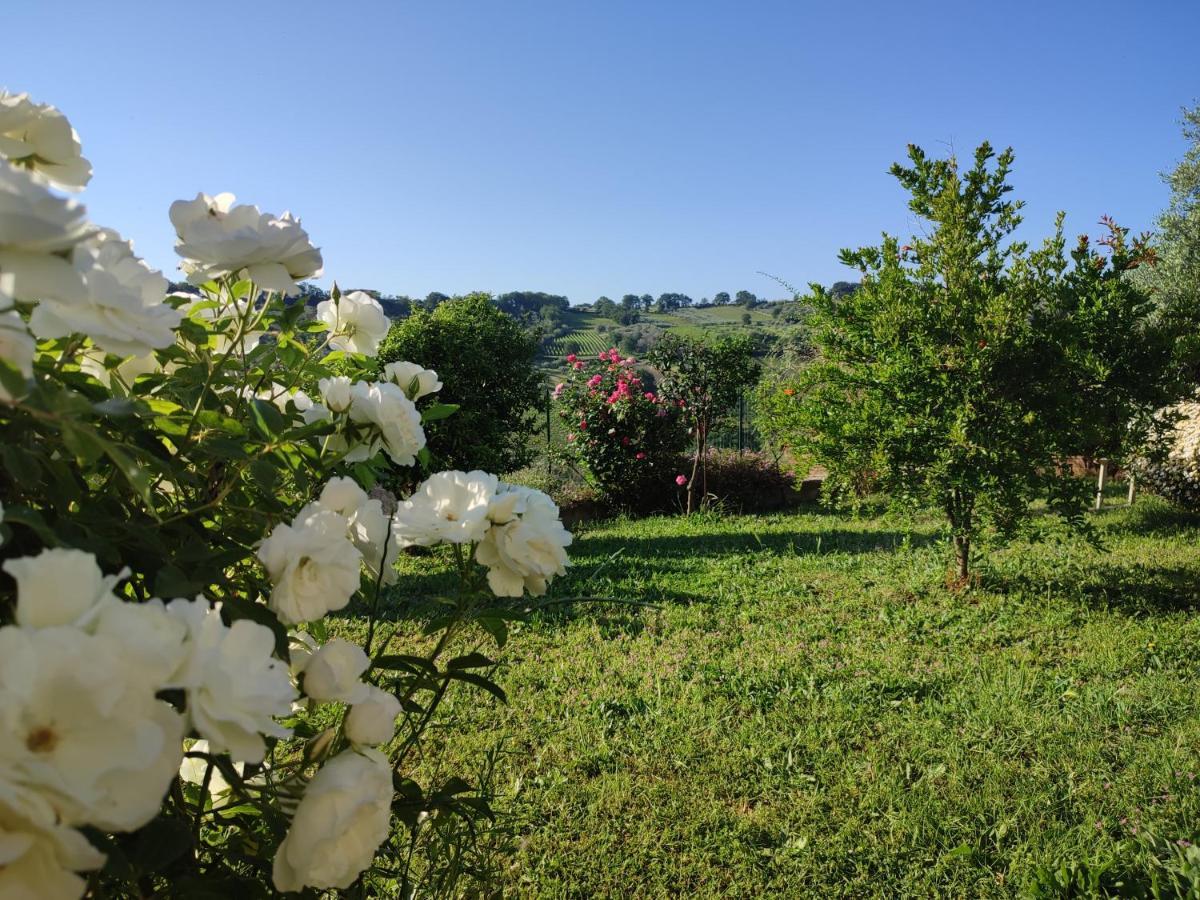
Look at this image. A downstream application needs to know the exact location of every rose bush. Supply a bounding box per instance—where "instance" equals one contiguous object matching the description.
[0,92,572,897]
[554,347,687,507]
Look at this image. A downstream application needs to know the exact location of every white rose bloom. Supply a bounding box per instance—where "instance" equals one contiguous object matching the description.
[345,380,426,466]
[317,477,399,584]
[317,291,389,357]
[165,599,295,764]
[29,229,180,357]
[475,485,572,598]
[271,748,392,893]
[257,508,363,625]
[0,310,34,401]
[0,92,92,190]
[0,165,91,305]
[300,639,370,704]
[0,800,105,900]
[169,192,323,296]
[91,599,189,686]
[394,470,497,547]
[345,686,402,746]
[382,360,442,401]
[1,547,125,630]
[0,625,184,831]
[318,375,352,413]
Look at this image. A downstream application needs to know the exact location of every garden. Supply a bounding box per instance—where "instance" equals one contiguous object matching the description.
[1,85,1200,900]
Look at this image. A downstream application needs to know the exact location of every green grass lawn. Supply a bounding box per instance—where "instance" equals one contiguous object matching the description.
[359,494,1200,897]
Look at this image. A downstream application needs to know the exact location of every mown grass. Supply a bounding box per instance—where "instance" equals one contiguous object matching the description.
[354,492,1200,897]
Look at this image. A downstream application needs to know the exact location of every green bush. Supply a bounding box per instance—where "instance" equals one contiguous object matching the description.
[378,293,543,473]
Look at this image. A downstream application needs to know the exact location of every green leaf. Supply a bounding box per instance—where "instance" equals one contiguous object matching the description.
[247,398,285,439]
[420,402,459,423]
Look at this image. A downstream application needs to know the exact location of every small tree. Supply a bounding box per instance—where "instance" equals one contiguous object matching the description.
[377,293,542,473]
[648,333,759,513]
[794,143,1087,580]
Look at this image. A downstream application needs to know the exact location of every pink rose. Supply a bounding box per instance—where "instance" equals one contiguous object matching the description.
[566,354,577,363]
[675,475,687,486]
[636,452,646,460]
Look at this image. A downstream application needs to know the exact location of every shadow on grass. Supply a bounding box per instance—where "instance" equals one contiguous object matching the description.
[984,560,1200,616]
[572,526,940,565]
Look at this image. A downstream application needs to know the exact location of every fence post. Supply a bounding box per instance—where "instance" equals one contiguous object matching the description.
[545,391,552,478]
[1094,459,1108,511]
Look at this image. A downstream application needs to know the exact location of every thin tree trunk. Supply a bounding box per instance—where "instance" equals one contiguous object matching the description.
[687,431,701,515]
[953,535,970,582]
[1094,460,1108,511]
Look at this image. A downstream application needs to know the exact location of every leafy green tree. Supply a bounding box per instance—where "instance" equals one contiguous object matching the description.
[640,293,654,311]
[1134,104,1200,380]
[713,291,732,306]
[593,295,619,320]
[377,293,542,473]
[648,333,759,513]
[735,290,757,307]
[793,142,1101,580]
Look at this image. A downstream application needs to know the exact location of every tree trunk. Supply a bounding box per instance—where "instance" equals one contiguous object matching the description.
[953,534,970,582]
[687,432,701,515]
[1094,459,1108,511]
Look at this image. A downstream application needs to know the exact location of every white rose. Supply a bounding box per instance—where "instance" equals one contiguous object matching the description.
[318,375,353,414]
[91,599,189,686]
[475,485,572,597]
[0,91,92,190]
[301,639,370,704]
[345,686,402,746]
[394,470,497,547]
[346,380,426,466]
[317,477,399,585]
[29,229,180,357]
[271,748,392,892]
[0,165,91,305]
[287,630,320,678]
[1,547,125,630]
[258,507,363,625]
[165,599,296,764]
[381,361,442,401]
[0,800,105,900]
[317,291,389,357]
[0,310,34,401]
[0,625,184,831]
[169,192,323,296]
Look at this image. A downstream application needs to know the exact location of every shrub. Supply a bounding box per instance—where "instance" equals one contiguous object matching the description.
[1134,456,1200,510]
[699,450,799,512]
[0,94,574,899]
[377,293,543,473]
[553,348,687,507]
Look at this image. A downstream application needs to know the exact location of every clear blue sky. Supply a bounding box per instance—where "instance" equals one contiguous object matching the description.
[8,0,1198,303]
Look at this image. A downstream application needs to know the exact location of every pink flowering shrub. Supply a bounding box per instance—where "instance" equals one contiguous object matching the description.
[555,348,687,505]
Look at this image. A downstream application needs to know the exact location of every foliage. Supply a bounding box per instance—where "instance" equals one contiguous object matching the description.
[647,332,760,513]
[1134,456,1200,511]
[787,141,1181,579]
[0,99,573,899]
[553,348,687,507]
[378,293,543,474]
[1133,104,1200,382]
[696,449,799,512]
